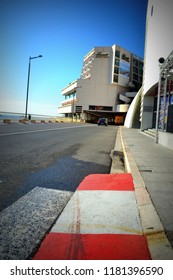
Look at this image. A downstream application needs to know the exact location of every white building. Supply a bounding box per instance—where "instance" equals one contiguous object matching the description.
[139,0,173,149]
[58,44,143,124]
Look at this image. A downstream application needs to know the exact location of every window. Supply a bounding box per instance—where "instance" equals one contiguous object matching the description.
[133,66,138,74]
[138,62,143,70]
[114,67,119,74]
[133,81,139,91]
[133,59,138,67]
[115,50,120,58]
[139,76,143,83]
[114,58,119,66]
[89,105,112,111]
[122,54,130,62]
[119,61,130,77]
[120,68,129,77]
[138,69,143,76]
[114,75,118,83]
[133,73,138,81]
[75,106,82,113]
[65,95,71,100]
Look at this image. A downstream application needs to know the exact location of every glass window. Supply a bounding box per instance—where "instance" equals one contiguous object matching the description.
[89,105,112,111]
[114,67,119,74]
[138,62,143,70]
[132,81,139,91]
[120,68,129,77]
[133,73,138,81]
[138,69,143,76]
[114,75,118,83]
[133,59,138,67]
[133,67,138,74]
[115,50,120,58]
[114,58,119,66]
[68,93,76,99]
[119,61,130,77]
[139,76,143,83]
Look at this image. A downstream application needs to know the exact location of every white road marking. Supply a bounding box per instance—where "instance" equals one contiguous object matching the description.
[0,124,95,137]
[0,187,73,259]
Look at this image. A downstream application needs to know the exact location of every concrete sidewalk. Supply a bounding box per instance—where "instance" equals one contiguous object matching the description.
[33,126,173,260]
[120,126,173,259]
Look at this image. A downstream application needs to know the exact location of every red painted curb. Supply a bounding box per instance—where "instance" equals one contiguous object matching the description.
[33,233,151,260]
[77,173,134,191]
[32,174,149,260]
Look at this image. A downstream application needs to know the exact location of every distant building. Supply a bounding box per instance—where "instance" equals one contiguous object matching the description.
[139,0,173,150]
[58,44,143,124]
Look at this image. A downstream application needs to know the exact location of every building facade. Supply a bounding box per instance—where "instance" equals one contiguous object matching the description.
[58,44,143,124]
[139,0,173,149]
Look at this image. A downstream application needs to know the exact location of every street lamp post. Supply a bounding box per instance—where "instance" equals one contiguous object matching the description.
[25,55,43,119]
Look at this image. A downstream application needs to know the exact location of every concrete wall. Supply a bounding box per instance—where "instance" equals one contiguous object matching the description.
[158,131,173,151]
[141,96,154,130]
[76,46,128,111]
[143,0,173,96]
[141,0,173,138]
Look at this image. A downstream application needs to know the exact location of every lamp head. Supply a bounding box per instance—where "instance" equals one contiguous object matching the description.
[158,57,165,64]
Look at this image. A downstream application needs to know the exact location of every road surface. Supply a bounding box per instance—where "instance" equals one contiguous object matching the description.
[0,122,117,212]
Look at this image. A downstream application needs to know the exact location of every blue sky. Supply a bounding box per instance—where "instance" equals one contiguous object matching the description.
[0,0,148,116]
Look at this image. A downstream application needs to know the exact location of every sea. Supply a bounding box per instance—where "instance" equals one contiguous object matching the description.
[0,111,58,121]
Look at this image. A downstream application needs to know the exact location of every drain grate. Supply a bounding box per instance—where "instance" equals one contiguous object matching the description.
[139,169,152,172]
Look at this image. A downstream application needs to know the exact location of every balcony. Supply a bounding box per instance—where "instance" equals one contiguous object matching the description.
[58,105,72,114]
[58,98,78,114]
[62,80,78,95]
[115,104,129,113]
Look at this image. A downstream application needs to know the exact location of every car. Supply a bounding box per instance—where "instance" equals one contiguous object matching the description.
[98,117,108,126]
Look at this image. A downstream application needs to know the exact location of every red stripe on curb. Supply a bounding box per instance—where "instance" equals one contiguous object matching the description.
[33,233,151,260]
[77,174,134,191]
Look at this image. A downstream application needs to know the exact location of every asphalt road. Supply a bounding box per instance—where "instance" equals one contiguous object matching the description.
[0,122,118,212]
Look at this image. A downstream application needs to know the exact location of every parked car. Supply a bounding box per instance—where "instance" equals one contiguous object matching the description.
[98,117,108,126]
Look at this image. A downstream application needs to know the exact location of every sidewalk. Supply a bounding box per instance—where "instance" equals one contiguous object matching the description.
[33,127,173,260]
[120,126,173,258]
